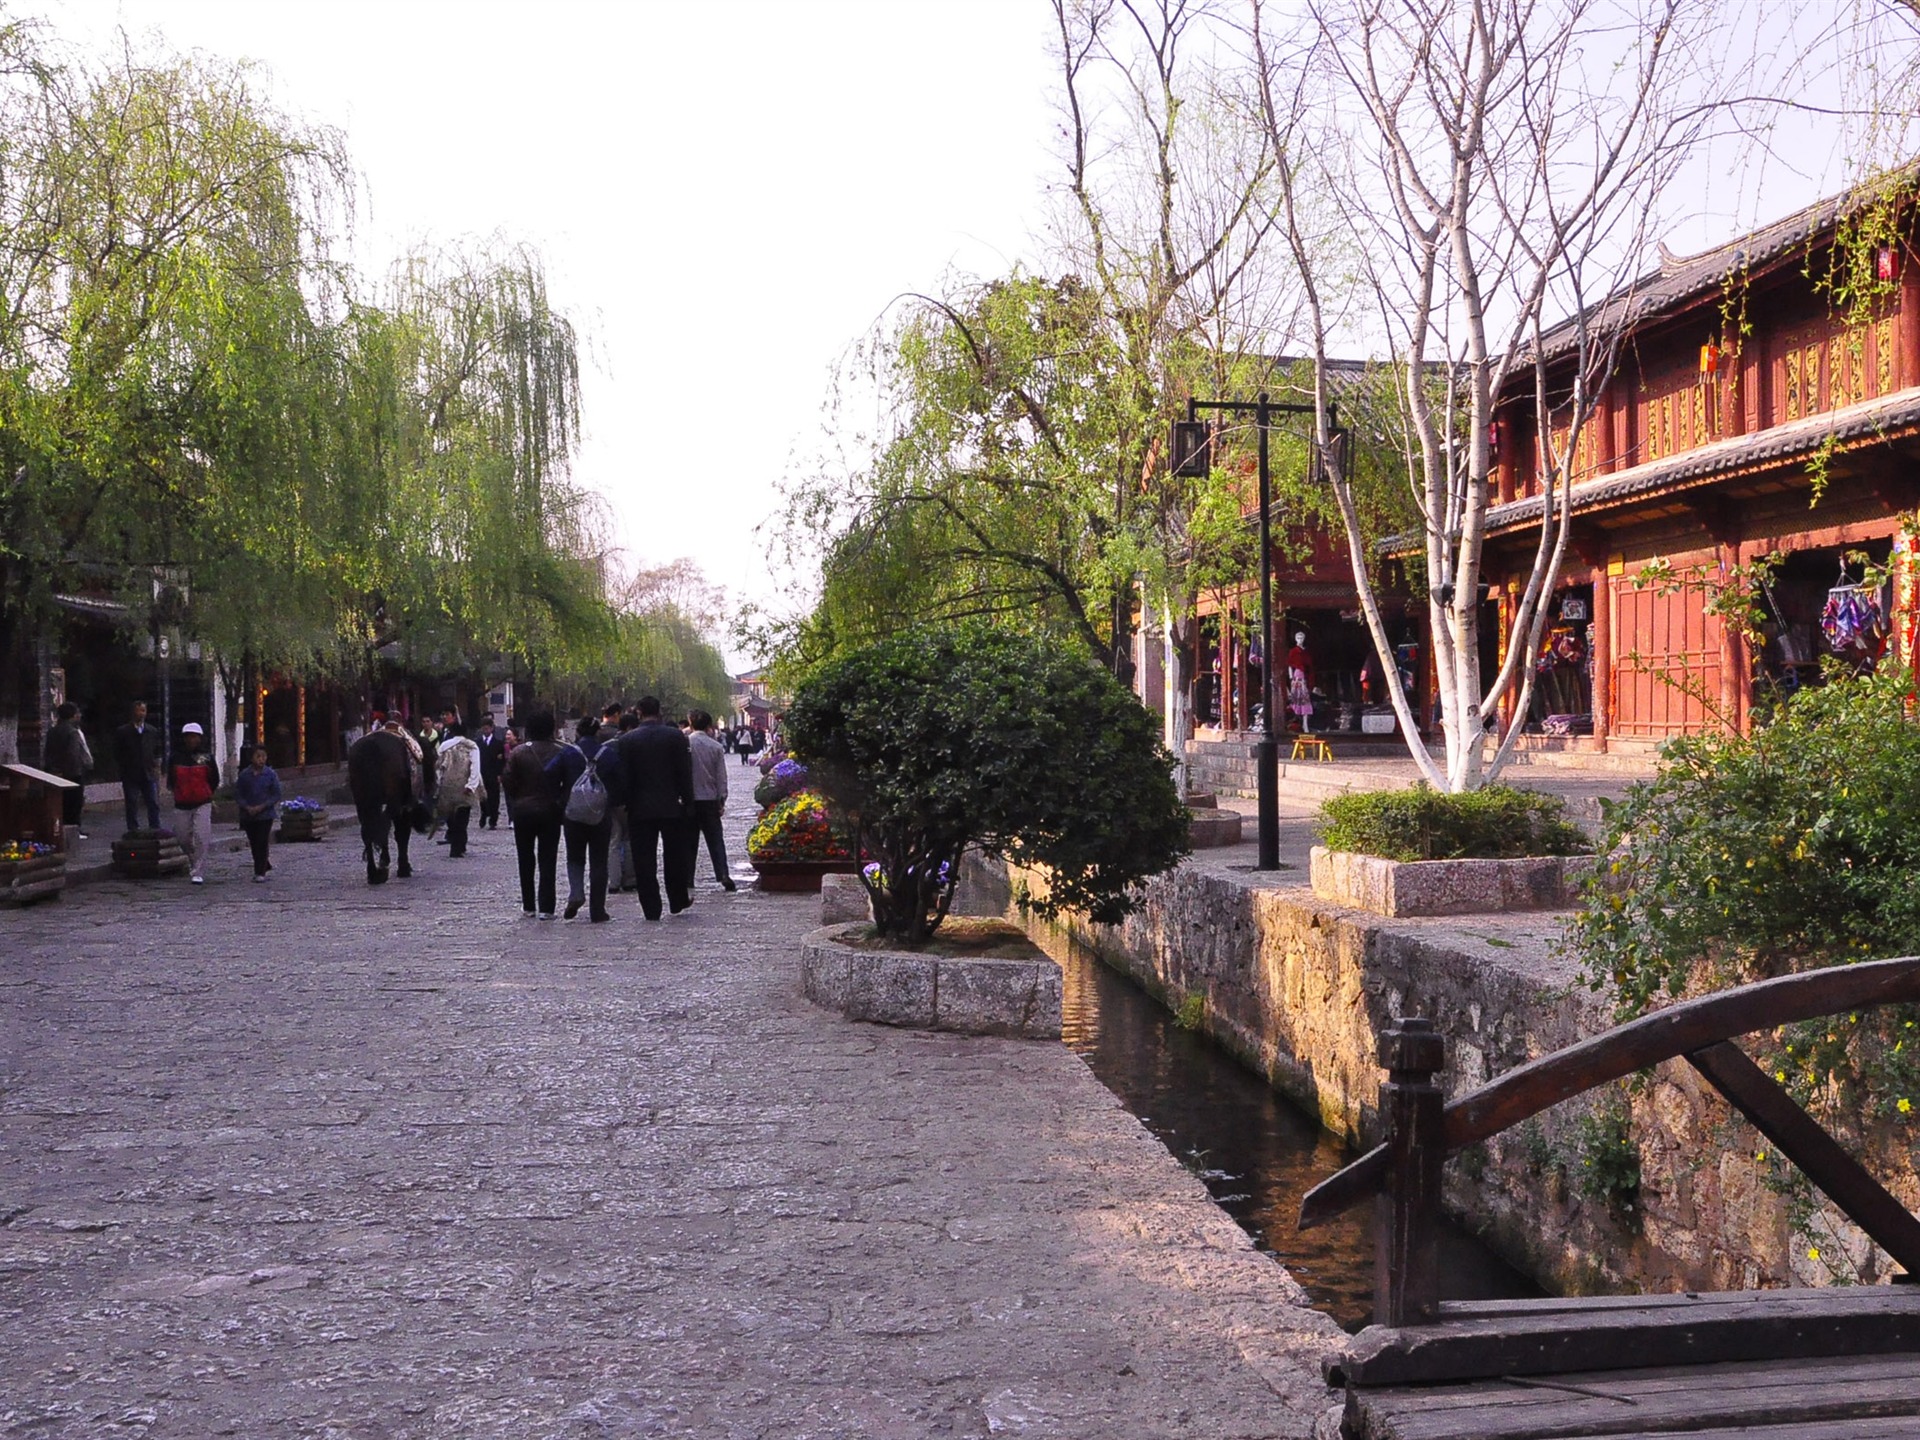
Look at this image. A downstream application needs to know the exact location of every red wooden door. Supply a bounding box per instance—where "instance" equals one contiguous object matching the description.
[1610,576,1723,738]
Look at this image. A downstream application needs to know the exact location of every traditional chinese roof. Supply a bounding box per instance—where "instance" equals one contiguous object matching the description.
[1482,384,1920,533]
[1533,165,1920,367]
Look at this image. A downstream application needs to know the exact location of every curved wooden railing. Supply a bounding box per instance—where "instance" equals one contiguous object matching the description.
[1299,955,1920,1326]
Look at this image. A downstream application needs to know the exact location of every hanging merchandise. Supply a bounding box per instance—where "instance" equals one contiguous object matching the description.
[1535,625,1587,673]
[1821,584,1880,651]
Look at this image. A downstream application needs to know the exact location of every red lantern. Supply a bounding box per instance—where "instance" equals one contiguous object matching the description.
[1699,342,1719,378]
[1877,244,1901,284]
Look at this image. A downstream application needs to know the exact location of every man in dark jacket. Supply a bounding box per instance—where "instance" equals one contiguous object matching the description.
[112,700,164,833]
[43,702,93,839]
[610,695,695,921]
[476,716,507,829]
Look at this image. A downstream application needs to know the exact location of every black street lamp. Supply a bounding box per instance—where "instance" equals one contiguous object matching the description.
[1171,394,1337,871]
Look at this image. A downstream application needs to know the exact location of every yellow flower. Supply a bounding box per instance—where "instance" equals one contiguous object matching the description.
[1901,1099,1913,1115]
[1775,1070,1786,1082]
[1808,1247,1821,1261]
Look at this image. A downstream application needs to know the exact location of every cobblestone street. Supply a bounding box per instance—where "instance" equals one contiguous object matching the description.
[2,809,1341,1438]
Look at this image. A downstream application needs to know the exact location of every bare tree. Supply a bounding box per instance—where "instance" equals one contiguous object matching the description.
[1249,0,1727,790]
[1050,0,1299,774]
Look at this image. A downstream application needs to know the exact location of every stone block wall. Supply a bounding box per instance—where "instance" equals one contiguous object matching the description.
[979,856,1904,1297]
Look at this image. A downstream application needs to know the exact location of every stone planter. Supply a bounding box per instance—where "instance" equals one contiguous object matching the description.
[111,831,190,879]
[1187,803,1244,848]
[751,858,860,893]
[277,811,330,842]
[1309,844,1591,917]
[820,871,872,924]
[801,922,1062,1039]
[0,853,65,905]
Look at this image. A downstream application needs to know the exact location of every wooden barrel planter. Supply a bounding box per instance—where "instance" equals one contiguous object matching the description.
[750,859,861,893]
[0,852,66,905]
[111,830,190,879]
[277,810,330,842]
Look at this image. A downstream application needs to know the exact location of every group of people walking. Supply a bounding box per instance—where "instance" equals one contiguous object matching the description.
[499,699,734,923]
[33,695,741,908]
[39,699,285,885]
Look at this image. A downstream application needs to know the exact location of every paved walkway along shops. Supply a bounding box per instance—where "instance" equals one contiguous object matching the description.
[1,807,1343,1438]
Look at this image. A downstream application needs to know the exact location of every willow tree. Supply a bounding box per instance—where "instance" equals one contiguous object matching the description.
[0,30,349,760]
[360,244,603,694]
[782,273,1134,670]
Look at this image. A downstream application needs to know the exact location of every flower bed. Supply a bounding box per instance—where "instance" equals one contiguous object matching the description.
[277,796,329,841]
[0,840,65,905]
[746,763,858,893]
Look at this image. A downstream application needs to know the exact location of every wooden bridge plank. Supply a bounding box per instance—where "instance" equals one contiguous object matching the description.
[1352,1353,1920,1439]
[1331,1287,1920,1387]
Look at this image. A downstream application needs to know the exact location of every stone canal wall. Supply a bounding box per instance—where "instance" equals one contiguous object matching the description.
[975,855,1899,1298]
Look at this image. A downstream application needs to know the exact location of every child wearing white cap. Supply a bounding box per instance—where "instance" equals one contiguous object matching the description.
[169,723,221,884]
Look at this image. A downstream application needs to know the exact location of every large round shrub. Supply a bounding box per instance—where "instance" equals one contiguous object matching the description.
[783,626,1191,944]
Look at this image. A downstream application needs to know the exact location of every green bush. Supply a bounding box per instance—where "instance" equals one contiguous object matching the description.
[1316,784,1590,862]
[1566,671,1920,1125]
[783,626,1191,944]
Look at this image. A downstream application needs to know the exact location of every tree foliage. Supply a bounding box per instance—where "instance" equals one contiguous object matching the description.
[783,626,1191,945]
[1566,672,1920,1128]
[0,20,729,757]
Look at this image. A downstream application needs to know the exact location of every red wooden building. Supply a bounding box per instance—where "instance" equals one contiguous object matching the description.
[1483,180,1920,753]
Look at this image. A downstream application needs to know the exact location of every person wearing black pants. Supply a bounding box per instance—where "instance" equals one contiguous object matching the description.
[683,710,736,891]
[476,716,506,828]
[609,696,696,921]
[501,711,564,917]
[234,745,282,881]
[42,702,92,838]
[547,715,620,922]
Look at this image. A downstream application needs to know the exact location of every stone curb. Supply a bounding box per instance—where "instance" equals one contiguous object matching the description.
[1309,844,1593,917]
[800,922,1063,1039]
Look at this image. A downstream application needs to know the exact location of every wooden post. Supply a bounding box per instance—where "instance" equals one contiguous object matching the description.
[1376,1015,1446,1328]
[296,683,307,767]
[1592,572,1611,753]
[1901,259,1920,391]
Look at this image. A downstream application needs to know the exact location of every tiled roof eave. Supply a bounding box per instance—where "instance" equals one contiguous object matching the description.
[1479,386,1920,536]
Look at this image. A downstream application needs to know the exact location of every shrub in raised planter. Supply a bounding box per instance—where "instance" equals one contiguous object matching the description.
[783,625,1191,945]
[1317,783,1589,862]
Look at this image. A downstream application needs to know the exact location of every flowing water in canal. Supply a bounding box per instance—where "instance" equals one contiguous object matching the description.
[1042,928,1541,1330]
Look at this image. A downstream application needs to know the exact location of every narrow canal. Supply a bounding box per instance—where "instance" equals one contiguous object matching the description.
[1048,930,1541,1330]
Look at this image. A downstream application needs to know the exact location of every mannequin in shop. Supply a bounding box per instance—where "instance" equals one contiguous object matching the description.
[1287,631,1315,733]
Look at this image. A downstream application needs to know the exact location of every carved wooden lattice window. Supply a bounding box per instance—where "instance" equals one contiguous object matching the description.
[1878,318,1896,395]
[1804,342,1824,413]
[1785,349,1802,420]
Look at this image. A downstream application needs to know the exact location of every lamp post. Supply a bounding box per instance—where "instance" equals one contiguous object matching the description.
[1171,394,1337,871]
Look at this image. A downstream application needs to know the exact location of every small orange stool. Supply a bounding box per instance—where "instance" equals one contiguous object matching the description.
[1290,735,1333,762]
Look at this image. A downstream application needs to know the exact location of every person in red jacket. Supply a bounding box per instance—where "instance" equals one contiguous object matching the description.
[168,723,221,884]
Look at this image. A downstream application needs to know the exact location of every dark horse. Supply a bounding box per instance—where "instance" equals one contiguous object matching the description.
[346,730,429,884]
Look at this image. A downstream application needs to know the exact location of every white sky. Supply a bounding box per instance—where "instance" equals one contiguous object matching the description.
[42,0,1062,668]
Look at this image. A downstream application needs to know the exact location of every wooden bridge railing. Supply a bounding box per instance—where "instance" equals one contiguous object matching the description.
[1299,955,1920,1327]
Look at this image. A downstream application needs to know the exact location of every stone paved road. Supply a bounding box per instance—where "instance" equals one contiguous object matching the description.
[2,809,1341,1438]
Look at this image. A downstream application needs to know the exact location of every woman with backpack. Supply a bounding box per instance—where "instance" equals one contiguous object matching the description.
[545,714,621,922]
[168,723,221,885]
